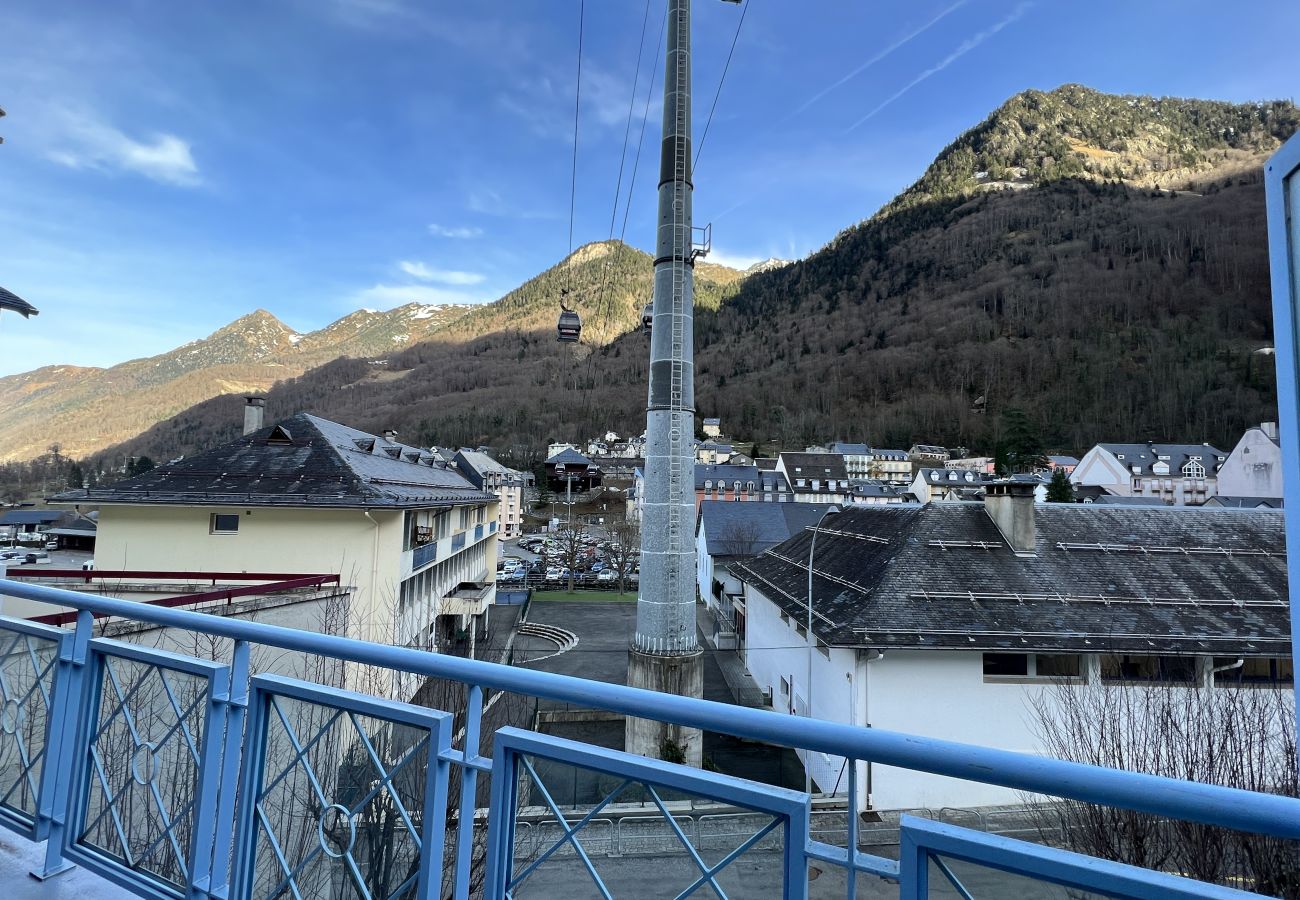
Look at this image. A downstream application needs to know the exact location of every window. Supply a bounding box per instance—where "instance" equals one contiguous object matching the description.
[983,653,1082,680]
[1101,654,1196,683]
[795,623,807,638]
[779,676,790,696]
[1182,461,1206,478]
[1034,655,1082,678]
[210,513,240,534]
[982,653,1028,677]
[1213,657,1294,685]
[779,611,789,624]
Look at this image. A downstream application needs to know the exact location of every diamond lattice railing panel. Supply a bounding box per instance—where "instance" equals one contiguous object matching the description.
[0,621,62,833]
[236,675,451,900]
[76,651,211,891]
[488,728,807,900]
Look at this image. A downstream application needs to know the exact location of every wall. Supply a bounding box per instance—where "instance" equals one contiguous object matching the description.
[1218,428,1283,498]
[94,505,403,639]
[743,582,859,795]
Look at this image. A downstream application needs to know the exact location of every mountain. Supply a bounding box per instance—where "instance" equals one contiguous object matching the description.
[0,302,470,461]
[20,85,1300,477]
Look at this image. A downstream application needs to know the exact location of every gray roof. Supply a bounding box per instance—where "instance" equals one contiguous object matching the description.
[52,413,493,509]
[695,463,759,490]
[1049,455,1080,466]
[699,500,836,557]
[453,448,525,487]
[1097,443,1227,475]
[781,453,849,482]
[1090,495,1169,507]
[546,448,593,467]
[0,509,63,526]
[1204,496,1285,509]
[829,442,869,455]
[850,480,909,498]
[918,468,997,486]
[734,504,1289,654]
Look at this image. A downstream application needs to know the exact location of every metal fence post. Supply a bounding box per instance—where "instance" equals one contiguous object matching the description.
[32,609,93,880]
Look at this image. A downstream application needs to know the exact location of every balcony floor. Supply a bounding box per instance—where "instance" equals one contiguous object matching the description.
[0,833,133,899]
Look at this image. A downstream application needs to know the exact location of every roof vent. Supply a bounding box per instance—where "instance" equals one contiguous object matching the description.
[403,451,421,463]
[383,448,401,459]
[266,425,293,445]
[354,439,375,453]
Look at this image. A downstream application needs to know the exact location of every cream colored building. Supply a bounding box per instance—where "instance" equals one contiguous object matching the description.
[452,448,531,539]
[54,413,499,654]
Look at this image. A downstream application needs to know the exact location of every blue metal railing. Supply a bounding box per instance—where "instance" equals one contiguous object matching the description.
[412,541,437,570]
[451,531,466,553]
[0,575,1295,899]
[474,524,484,542]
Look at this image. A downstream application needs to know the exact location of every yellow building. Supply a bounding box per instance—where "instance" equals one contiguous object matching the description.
[53,413,499,653]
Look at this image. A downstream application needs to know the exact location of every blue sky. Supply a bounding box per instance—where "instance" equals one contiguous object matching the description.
[1,0,1296,377]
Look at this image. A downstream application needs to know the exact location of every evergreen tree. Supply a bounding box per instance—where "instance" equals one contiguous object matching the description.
[66,462,85,490]
[1047,469,1075,503]
[998,408,1048,474]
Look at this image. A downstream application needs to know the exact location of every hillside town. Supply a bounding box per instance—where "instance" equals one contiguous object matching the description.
[2,2,1300,898]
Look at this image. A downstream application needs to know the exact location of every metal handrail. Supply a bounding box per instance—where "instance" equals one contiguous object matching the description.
[2,575,1299,841]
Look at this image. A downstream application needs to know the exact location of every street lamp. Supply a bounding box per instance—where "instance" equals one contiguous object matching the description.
[805,504,840,794]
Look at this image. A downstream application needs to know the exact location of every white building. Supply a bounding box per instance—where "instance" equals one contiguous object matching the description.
[732,489,1290,809]
[54,411,500,655]
[453,448,531,539]
[1215,422,1283,501]
[694,500,835,643]
[1070,442,1227,505]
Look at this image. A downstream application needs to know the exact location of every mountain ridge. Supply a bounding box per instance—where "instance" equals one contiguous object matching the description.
[6,84,1297,474]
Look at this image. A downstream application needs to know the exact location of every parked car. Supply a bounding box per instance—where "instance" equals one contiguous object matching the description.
[44,540,59,551]
[23,553,51,565]
[0,550,23,561]
[596,570,617,583]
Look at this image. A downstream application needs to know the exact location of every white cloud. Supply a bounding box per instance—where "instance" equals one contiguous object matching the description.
[397,261,485,285]
[44,107,200,186]
[428,223,483,239]
[350,282,488,311]
[847,3,1033,132]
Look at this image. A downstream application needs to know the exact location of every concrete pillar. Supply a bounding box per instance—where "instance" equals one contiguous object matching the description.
[627,646,704,766]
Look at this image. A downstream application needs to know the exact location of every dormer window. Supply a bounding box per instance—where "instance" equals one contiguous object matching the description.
[1182,461,1206,478]
[1117,454,1125,460]
[704,480,713,490]
[267,425,294,445]
[354,439,375,453]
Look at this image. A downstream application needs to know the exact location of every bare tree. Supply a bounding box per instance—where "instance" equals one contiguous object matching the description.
[716,518,765,558]
[1028,680,1300,897]
[603,519,640,595]
[551,526,586,593]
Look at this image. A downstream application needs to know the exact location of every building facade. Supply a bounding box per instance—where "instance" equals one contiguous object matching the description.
[733,497,1289,809]
[1071,442,1227,505]
[1216,423,1283,501]
[453,448,530,539]
[54,414,500,655]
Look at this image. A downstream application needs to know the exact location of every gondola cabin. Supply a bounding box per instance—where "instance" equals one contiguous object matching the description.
[556,308,582,343]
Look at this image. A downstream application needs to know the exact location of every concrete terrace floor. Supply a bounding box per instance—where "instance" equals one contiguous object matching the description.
[0,833,133,899]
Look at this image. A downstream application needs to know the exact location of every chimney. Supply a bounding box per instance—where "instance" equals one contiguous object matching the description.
[1262,421,1280,441]
[243,396,266,436]
[383,429,399,444]
[984,480,1037,554]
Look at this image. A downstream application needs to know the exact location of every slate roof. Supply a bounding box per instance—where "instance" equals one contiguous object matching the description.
[1205,496,1285,510]
[52,414,494,509]
[781,453,849,482]
[1049,456,1080,467]
[695,463,759,490]
[1096,443,1227,475]
[545,448,594,468]
[733,503,1289,655]
[0,509,62,526]
[699,500,836,557]
[918,468,997,486]
[454,448,526,487]
[828,442,870,455]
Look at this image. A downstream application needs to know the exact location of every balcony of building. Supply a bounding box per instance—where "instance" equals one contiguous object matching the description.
[0,574,1295,900]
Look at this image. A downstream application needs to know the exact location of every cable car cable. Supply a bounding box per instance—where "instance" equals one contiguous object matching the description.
[694,0,750,173]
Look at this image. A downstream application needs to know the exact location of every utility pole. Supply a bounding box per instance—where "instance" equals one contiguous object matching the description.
[628,0,733,765]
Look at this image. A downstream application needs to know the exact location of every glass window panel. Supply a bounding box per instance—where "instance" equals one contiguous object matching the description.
[983,653,1029,676]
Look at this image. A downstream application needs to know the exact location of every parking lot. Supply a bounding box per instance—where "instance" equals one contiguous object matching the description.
[497,529,639,589]
[0,545,92,569]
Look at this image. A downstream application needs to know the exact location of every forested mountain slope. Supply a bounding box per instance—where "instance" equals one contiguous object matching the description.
[68,85,1300,473]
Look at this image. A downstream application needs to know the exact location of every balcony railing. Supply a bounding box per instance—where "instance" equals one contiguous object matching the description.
[0,576,1296,899]
[412,541,438,570]
[474,523,484,542]
[452,531,466,553]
